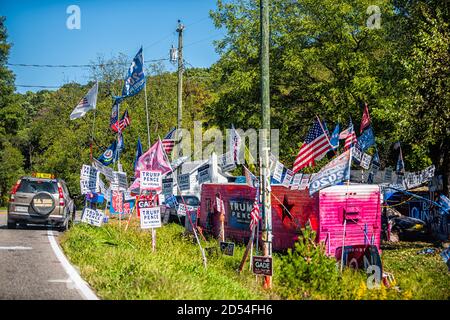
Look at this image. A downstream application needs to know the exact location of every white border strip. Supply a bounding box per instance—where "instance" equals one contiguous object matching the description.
[47,230,99,300]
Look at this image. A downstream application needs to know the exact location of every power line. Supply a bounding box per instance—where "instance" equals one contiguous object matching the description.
[184,32,225,48]
[8,58,169,69]
[16,84,61,88]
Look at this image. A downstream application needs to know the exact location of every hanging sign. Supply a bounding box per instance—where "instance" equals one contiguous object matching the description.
[290,173,303,190]
[352,147,363,163]
[272,161,284,183]
[197,164,211,184]
[360,153,372,170]
[298,174,310,190]
[140,207,161,229]
[179,173,190,191]
[219,152,236,172]
[111,171,127,191]
[92,159,114,181]
[309,150,351,196]
[282,169,294,187]
[252,256,273,276]
[405,165,435,189]
[81,208,105,227]
[140,170,162,191]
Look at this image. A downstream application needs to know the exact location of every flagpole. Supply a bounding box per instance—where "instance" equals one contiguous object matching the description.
[316,115,337,156]
[142,47,151,149]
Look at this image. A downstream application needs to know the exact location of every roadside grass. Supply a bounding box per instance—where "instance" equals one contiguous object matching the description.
[60,221,449,300]
[60,220,274,300]
[381,241,450,300]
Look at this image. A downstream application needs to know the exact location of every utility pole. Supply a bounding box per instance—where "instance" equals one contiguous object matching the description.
[260,0,272,289]
[176,20,184,186]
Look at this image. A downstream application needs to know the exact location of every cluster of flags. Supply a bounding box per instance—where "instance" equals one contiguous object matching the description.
[293,103,378,181]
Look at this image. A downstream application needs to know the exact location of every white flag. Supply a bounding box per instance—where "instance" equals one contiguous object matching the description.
[70,82,99,120]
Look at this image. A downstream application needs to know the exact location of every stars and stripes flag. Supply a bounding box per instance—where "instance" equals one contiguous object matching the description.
[249,189,261,230]
[340,119,357,150]
[162,127,176,155]
[360,102,371,134]
[293,119,332,173]
[70,82,98,120]
[111,110,130,132]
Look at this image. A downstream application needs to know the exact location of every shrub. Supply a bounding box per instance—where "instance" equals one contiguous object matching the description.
[275,227,341,299]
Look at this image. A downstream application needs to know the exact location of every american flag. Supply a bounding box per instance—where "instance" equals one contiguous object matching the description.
[111,110,130,132]
[77,97,89,107]
[249,189,261,230]
[344,122,357,150]
[162,127,176,155]
[293,119,332,173]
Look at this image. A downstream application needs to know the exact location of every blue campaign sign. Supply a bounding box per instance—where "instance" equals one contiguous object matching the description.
[309,150,351,195]
[228,198,254,230]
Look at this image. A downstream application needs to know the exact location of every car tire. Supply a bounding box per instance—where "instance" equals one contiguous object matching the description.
[7,221,16,229]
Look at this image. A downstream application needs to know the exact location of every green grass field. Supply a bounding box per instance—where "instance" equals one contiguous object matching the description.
[60,221,449,300]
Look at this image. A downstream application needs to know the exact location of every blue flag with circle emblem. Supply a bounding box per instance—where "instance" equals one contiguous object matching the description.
[97,140,118,166]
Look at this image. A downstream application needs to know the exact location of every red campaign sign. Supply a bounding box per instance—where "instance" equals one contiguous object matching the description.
[136,194,159,217]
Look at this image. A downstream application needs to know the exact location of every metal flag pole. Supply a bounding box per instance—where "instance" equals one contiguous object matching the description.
[142,47,151,149]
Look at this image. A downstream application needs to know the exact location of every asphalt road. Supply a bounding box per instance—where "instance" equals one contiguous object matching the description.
[0,211,85,300]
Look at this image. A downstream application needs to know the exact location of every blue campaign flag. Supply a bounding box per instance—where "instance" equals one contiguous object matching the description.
[97,140,118,166]
[121,47,146,99]
[330,123,340,150]
[357,126,375,152]
[134,137,143,171]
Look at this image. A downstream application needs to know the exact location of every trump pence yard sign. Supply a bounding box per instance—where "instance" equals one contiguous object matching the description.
[140,207,162,229]
[140,170,162,191]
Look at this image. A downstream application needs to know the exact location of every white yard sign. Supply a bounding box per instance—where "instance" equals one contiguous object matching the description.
[140,170,162,191]
[81,208,104,227]
[140,207,162,229]
[291,173,303,190]
[272,161,284,183]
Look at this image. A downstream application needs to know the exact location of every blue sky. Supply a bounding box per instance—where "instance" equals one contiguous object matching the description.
[1,0,224,93]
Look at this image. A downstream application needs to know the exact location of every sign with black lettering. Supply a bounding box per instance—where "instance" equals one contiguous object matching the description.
[197,164,211,184]
[162,178,173,196]
[219,241,235,256]
[179,173,190,191]
[252,256,273,276]
[81,208,104,227]
[140,207,161,229]
[140,170,162,191]
[228,199,253,229]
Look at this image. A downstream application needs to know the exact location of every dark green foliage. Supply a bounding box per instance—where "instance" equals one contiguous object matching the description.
[275,227,341,299]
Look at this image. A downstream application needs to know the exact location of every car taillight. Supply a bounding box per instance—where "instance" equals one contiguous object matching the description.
[58,185,65,206]
[9,180,21,202]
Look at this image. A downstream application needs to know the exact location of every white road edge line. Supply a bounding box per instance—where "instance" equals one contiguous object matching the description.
[0,246,33,250]
[47,230,99,300]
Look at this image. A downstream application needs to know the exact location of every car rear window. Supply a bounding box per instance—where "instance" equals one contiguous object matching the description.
[176,196,199,206]
[17,180,58,194]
